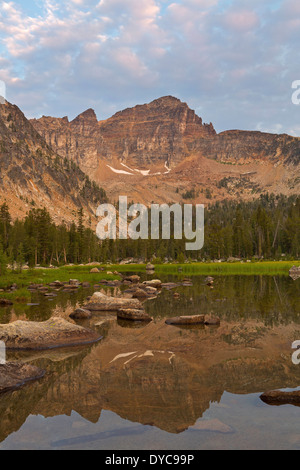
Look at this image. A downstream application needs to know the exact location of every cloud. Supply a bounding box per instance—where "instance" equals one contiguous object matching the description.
[0,0,299,136]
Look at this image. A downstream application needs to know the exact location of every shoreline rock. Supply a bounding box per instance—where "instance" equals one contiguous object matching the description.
[260,390,300,405]
[0,317,102,350]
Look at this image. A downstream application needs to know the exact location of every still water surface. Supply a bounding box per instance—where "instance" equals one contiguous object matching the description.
[0,274,299,450]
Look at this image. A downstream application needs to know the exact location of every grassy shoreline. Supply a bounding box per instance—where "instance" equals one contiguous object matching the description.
[0,261,298,294]
[152,261,300,276]
[0,261,298,304]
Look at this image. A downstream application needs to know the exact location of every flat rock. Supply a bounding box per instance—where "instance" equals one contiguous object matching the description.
[166,315,205,325]
[117,309,153,322]
[84,292,143,311]
[143,279,162,288]
[0,362,46,394]
[0,317,101,350]
[69,308,92,319]
[260,390,300,405]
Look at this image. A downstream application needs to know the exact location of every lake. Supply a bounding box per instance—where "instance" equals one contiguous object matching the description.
[0,274,299,450]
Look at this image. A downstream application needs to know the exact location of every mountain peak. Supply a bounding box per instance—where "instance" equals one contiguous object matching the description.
[150,96,183,106]
[72,108,98,124]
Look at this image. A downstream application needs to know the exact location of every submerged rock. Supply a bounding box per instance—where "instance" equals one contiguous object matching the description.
[260,390,300,405]
[0,363,45,394]
[0,317,101,350]
[166,315,205,325]
[84,292,143,311]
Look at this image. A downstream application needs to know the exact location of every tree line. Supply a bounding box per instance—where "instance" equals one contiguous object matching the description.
[0,193,299,272]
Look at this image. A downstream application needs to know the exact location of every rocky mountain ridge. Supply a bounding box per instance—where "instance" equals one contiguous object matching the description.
[30,96,300,205]
[0,100,106,223]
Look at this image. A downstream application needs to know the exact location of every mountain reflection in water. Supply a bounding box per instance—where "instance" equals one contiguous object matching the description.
[0,275,299,449]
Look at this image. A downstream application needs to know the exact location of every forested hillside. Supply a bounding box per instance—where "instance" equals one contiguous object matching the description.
[0,194,298,271]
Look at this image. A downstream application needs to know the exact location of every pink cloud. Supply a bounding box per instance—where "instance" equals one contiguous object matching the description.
[223,10,260,32]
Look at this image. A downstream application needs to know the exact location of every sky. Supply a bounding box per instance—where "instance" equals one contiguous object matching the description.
[0,0,300,135]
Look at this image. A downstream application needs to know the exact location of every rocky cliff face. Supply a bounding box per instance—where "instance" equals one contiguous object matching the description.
[30,95,300,205]
[194,129,300,165]
[31,95,300,172]
[0,101,104,223]
[31,108,101,176]
[98,96,216,167]
[31,96,216,175]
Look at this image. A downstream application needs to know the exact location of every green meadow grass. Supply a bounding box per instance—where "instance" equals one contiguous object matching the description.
[0,266,121,293]
[0,261,298,303]
[152,261,300,276]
